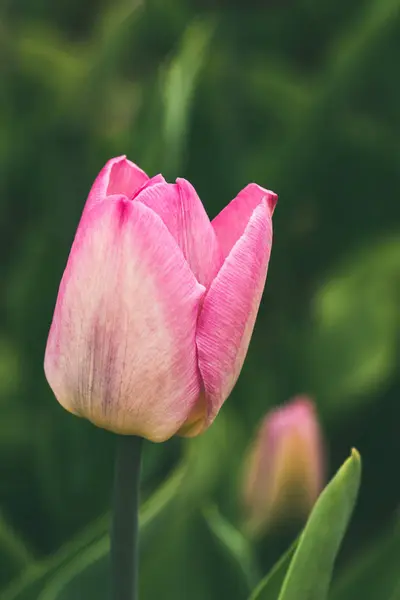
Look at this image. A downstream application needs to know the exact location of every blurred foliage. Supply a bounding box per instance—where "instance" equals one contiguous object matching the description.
[1,0,400,597]
[331,513,400,600]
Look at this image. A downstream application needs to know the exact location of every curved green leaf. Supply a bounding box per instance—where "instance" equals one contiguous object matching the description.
[277,449,361,600]
[248,540,297,600]
[2,417,233,600]
[0,513,33,584]
[161,18,215,177]
[203,504,259,592]
[1,465,186,600]
[34,419,235,600]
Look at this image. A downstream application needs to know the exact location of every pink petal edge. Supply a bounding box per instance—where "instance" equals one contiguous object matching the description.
[83,156,149,216]
[193,199,274,433]
[212,183,277,260]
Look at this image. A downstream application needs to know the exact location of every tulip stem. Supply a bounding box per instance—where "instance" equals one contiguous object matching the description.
[111,435,143,600]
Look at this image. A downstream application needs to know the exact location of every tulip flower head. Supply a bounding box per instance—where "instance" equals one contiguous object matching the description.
[242,397,325,533]
[44,157,276,442]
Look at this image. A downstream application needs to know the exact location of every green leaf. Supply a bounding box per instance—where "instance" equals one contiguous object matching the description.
[1,465,186,600]
[277,449,361,600]
[35,420,237,600]
[35,503,249,600]
[248,540,297,600]
[0,513,34,585]
[330,516,400,600]
[203,504,259,592]
[0,514,109,600]
[35,468,188,600]
[138,508,250,600]
[2,420,233,600]
[161,18,215,177]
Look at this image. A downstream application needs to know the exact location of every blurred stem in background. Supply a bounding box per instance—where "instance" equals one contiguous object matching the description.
[111,436,143,600]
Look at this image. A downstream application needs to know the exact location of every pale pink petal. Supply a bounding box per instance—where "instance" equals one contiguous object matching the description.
[194,200,273,432]
[84,156,149,215]
[243,397,325,530]
[135,178,222,287]
[212,184,277,259]
[269,396,325,505]
[44,197,205,442]
[260,397,325,506]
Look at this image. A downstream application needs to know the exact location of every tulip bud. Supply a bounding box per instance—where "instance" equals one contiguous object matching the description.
[44,156,277,442]
[242,397,325,534]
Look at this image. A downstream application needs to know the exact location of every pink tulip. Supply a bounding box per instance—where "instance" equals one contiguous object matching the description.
[44,156,277,442]
[243,397,325,532]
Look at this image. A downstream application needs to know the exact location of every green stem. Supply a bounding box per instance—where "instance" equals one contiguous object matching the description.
[111,435,143,600]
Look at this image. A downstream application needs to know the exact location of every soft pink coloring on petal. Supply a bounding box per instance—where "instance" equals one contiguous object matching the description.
[212,183,277,259]
[243,397,325,531]
[44,197,205,442]
[83,156,149,215]
[193,199,274,433]
[105,157,149,197]
[263,396,325,506]
[134,178,222,287]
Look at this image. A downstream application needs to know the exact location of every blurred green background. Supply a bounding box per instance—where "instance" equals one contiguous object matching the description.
[1,0,400,598]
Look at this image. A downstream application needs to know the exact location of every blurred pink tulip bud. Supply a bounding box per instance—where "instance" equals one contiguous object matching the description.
[242,397,325,533]
[44,156,277,442]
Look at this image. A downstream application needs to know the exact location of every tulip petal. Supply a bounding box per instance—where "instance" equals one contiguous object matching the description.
[243,398,325,531]
[84,156,149,214]
[45,198,205,442]
[212,183,277,259]
[195,200,274,430]
[139,173,166,190]
[135,179,223,288]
